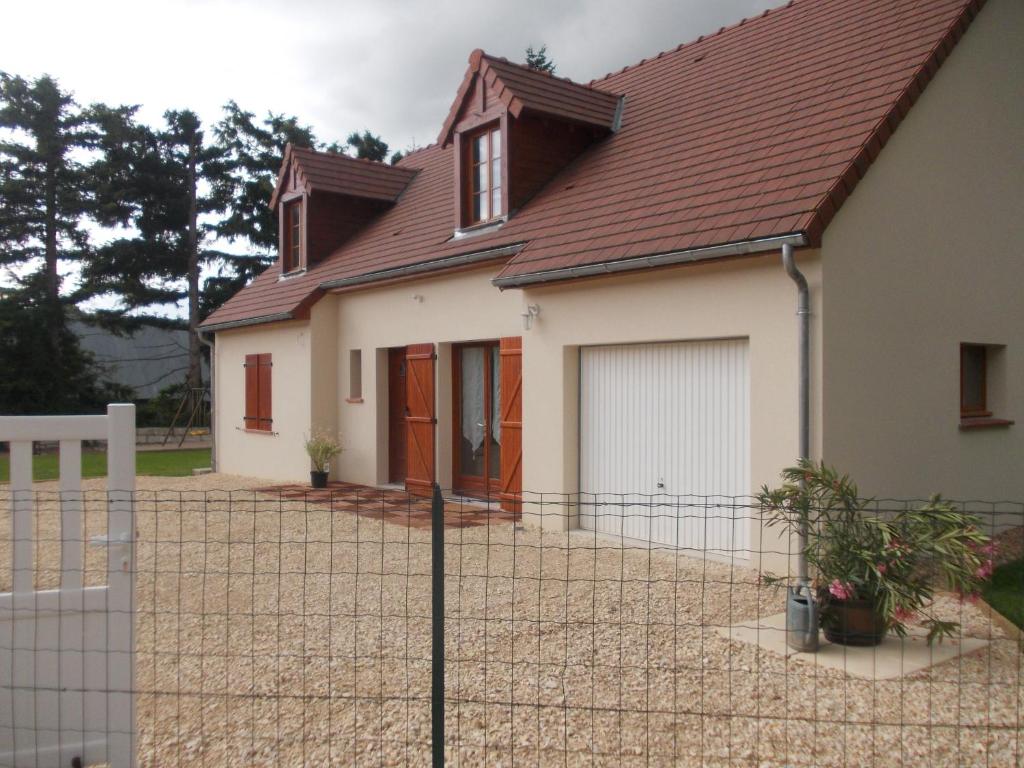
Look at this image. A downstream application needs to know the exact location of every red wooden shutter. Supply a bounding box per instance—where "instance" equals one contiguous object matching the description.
[405,343,436,497]
[257,354,273,431]
[244,354,259,429]
[499,337,522,512]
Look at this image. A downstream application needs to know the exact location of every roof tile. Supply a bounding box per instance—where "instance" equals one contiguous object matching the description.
[204,0,986,328]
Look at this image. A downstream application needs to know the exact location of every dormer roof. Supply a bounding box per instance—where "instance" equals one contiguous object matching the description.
[437,50,622,146]
[268,144,417,209]
[203,0,990,332]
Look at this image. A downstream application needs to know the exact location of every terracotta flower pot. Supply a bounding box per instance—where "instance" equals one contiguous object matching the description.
[310,470,328,489]
[821,596,887,646]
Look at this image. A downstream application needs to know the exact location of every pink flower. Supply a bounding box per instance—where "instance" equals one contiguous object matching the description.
[893,607,916,623]
[876,563,887,575]
[828,580,855,601]
[975,560,994,581]
[885,540,909,559]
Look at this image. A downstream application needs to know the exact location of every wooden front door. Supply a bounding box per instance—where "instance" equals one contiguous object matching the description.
[453,341,502,497]
[405,343,436,496]
[388,347,407,484]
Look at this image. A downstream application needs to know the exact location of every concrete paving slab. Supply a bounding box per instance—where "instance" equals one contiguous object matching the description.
[719,612,989,680]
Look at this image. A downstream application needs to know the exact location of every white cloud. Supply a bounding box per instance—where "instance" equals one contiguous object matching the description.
[4,0,778,151]
[3,0,778,317]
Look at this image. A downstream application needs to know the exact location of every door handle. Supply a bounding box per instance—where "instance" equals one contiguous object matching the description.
[90,532,133,571]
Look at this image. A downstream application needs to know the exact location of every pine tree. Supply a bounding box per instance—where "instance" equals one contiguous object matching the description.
[0,72,98,302]
[0,278,127,414]
[525,45,556,74]
[0,72,129,413]
[346,130,389,162]
[84,109,227,389]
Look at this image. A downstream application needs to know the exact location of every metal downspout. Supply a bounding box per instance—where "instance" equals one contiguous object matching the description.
[782,243,810,585]
[197,329,216,473]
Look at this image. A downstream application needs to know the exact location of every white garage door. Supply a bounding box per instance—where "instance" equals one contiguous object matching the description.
[579,339,750,556]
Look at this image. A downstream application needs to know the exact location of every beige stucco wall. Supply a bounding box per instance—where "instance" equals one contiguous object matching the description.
[309,298,339,451]
[821,0,1024,502]
[519,255,823,498]
[332,266,525,487]
[518,254,822,573]
[213,318,315,481]
[324,254,821,572]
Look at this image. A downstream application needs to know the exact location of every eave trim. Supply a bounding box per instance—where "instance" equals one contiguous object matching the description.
[200,312,295,333]
[319,242,526,290]
[491,233,809,288]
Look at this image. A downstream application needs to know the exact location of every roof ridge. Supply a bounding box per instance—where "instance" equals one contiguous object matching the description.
[478,50,617,94]
[589,0,796,85]
[291,142,410,172]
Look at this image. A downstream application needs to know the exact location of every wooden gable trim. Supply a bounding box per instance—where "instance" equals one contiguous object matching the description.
[481,64,522,118]
[440,58,520,147]
[268,144,294,210]
[438,50,486,147]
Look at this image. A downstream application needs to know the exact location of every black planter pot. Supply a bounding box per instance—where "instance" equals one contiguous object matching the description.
[820,595,887,646]
[310,470,329,489]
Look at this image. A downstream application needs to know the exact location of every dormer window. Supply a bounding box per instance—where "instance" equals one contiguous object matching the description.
[466,126,502,225]
[282,198,303,273]
[440,50,618,235]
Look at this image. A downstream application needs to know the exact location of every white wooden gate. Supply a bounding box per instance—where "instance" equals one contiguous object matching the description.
[0,404,136,767]
[579,340,750,557]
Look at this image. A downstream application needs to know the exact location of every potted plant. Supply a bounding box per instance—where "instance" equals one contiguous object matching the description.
[759,461,995,646]
[305,429,342,489]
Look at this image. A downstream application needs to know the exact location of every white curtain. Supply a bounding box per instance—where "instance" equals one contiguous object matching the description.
[461,347,485,452]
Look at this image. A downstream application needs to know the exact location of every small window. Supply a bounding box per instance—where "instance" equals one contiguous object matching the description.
[244,354,273,431]
[960,344,988,417]
[282,200,302,273]
[348,349,363,402]
[959,343,1014,429]
[466,126,502,225]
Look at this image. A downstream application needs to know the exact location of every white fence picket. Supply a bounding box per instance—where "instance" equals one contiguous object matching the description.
[58,440,83,591]
[10,442,33,595]
[0,404,136,767]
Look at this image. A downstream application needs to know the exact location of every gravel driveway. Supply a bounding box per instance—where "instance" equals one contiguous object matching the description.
[2,473,1021,767]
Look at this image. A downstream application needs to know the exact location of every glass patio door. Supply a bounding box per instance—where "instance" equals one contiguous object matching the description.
[453,342,501,496]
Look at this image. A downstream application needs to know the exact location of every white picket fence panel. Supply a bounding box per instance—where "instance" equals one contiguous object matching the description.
[0,405,136,767]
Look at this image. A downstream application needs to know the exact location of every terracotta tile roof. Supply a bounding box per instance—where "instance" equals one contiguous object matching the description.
[268,144,416,209]
[438,50,621,146]
[203,0,986,330]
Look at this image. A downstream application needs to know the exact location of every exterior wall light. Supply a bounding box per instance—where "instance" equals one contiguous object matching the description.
[521,304,541,330]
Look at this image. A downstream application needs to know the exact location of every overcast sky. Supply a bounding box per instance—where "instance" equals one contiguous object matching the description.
[4,0,779,154]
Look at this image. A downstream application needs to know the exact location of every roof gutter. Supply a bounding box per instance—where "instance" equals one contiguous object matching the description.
[319,242,525,291]
[491,233,807,288]
[199,311,295,334]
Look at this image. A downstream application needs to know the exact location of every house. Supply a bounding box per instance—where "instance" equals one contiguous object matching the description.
[201,0,1022,565]
[71,319,207,401]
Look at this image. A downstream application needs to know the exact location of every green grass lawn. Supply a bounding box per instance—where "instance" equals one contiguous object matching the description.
[984,559,1024,630]
[0,448,211,482]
